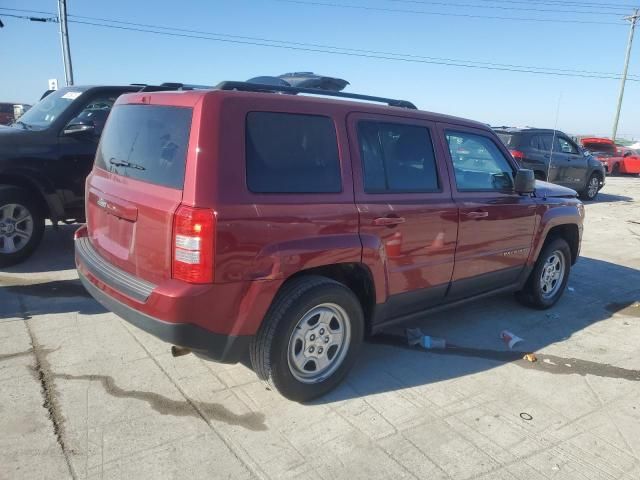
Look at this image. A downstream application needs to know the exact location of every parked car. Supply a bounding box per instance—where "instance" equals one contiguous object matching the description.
[0,83,207,266]
[75,81,584,401]
[494,128,605,200]
[580,137,640,176]
[0,102,31,125]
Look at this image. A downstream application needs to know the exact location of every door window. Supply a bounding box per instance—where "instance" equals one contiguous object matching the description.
[65,94,119,137]
[358,121,439,193]
[556,136,579,154]
[446,131,514,192]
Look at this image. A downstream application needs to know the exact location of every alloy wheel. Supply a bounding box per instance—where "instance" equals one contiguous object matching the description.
[0,203,34,254]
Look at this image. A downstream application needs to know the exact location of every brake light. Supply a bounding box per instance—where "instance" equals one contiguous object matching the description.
[510,150,525,161]
[172,205,215,284]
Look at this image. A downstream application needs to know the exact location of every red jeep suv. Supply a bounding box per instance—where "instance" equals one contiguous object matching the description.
[75,81,584,401]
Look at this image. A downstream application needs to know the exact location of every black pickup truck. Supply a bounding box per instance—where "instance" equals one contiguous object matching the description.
[0,83,207,266]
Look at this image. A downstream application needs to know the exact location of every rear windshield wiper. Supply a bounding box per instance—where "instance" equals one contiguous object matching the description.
[109,158,146,171]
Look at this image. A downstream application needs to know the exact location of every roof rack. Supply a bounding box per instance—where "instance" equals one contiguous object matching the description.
[215,81,417,109]
[131,83,213,92]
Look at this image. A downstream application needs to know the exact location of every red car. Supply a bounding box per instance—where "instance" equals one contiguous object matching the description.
[76,81,583,401]
[580,137,640,175]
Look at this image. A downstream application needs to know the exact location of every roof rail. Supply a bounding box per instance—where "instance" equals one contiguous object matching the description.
[131,83,213,92]
[215,81,417,109]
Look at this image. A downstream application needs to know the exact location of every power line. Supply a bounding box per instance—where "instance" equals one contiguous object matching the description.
[387,0,626,16]
[465,0,638,11]
[64,19,640,80]
[2,7,638,81]
[273,0,627,24]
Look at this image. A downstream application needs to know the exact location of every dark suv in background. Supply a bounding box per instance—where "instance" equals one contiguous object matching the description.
[0,83,207,266]
[494,128,605,201]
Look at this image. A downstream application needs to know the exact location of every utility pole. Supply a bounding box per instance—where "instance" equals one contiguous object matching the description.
[612,9,638,142]
[57,0,74,86]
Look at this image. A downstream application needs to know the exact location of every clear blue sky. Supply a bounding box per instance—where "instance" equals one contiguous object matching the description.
[1,0,639,139]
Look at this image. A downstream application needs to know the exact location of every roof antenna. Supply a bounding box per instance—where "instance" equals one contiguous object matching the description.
[547,92,562,182]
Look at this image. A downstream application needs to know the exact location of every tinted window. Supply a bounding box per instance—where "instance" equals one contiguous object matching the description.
[246,112,341,193]
[358,121,439,193]
[95,105,192,189]
[530,134,554,151]
[446,131,514,192]
[65,94,119,136]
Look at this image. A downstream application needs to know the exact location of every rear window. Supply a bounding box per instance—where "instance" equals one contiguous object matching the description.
[95,105,192,189]
[245,112,341,193]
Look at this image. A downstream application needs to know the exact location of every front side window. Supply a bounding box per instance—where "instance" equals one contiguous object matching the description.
[65,94,120,137]
[446,131,514,192]
[246,112,341,193]
[358,121,439,193]
[556,137,578,154]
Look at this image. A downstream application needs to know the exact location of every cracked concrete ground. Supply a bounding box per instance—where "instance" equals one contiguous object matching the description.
[1,177,639,480]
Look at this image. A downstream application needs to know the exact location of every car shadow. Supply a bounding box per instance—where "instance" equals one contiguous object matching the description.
[315,256,640,404]
[593,192,634,203]
[3,223,78,274]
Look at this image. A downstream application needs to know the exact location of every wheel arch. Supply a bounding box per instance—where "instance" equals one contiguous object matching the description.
[0,173,56,219]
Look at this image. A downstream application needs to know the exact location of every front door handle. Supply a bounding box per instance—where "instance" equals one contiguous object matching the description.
[373,216,406,227]
[466,211,489,219]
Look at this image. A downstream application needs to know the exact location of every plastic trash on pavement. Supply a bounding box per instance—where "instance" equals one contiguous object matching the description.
[406,328,446,349]
[500,330,523,349]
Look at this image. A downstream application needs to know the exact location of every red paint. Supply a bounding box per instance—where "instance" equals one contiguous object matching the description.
[77,88,583,343]
[580,137,640,175]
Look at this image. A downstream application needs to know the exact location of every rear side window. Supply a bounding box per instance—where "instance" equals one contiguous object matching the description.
[496,133,516,148]
[246,112,341,193]
[358,121,439,193]
[95,105,192,189]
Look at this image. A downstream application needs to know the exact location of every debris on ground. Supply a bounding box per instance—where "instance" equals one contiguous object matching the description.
[500,330,523,349]
[567,287,575,292]
[405,328,447,349]
[523,353,537,363]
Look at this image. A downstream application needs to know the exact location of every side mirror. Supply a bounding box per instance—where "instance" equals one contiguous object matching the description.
[63,123,95,136]
[514,168,535,194]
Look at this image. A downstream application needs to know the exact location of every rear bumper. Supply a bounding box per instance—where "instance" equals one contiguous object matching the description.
[73,226,272,363]
[78,270,250,362]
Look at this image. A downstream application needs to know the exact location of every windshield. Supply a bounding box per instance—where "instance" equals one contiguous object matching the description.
[12,88,86,130]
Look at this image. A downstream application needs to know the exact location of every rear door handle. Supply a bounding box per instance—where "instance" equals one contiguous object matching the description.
[466,211,489,219]
[373,216,406,226]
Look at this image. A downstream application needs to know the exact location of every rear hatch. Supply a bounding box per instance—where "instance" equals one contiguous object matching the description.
[582,140,616,158]
[86,98,195,284]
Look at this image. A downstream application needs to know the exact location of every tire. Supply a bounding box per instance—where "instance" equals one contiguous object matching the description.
[516,238,571,310]
[250,276,364,402]
[611,163,621,176]
[0,186,45,267]
[579,173,600,201]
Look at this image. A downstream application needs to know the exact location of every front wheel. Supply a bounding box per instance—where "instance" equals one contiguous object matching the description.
[579,173,600,201]
[250,276,364,402]
[516,238,571,310]
[0,186,45,267]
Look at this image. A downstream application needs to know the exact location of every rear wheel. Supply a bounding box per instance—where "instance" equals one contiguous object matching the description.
[0,186,45,267]
[516,238,571,310]
[579,173,600,201]
[250,276,364,402]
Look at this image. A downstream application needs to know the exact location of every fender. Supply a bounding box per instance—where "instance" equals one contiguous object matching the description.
[528,202,583,266]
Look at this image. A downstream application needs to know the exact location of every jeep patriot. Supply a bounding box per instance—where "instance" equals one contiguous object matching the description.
[75,81,584,401]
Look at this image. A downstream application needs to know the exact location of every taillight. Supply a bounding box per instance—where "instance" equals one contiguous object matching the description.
[172,205,215,284]
[510,150,525,161]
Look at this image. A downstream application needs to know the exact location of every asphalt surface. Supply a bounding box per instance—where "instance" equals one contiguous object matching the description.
[1,177,639,480]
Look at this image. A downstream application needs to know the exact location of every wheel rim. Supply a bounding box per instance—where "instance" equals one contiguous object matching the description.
[587,176,599,198]
[539,250,566,299]
[0,203,34,254]
[287,303,351,384]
